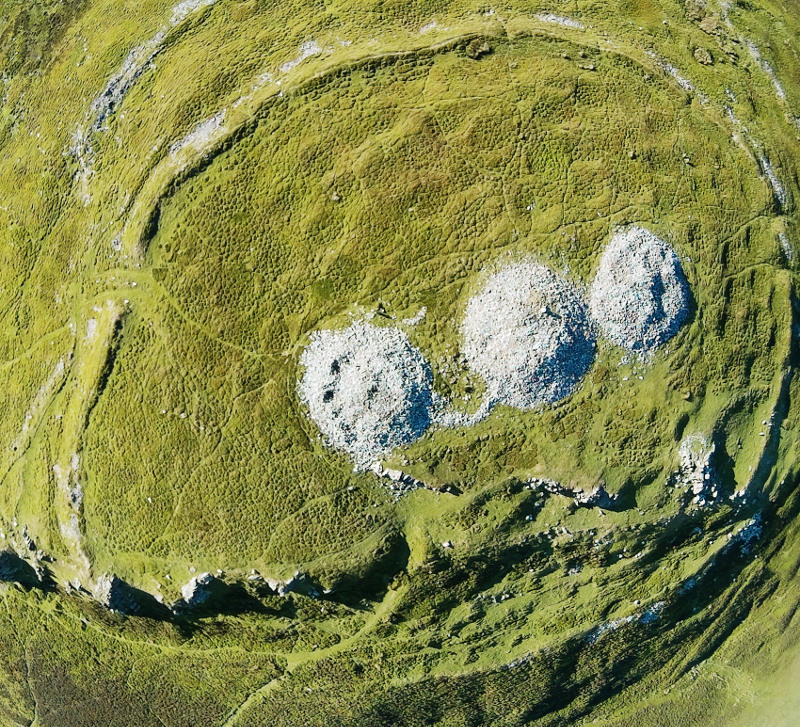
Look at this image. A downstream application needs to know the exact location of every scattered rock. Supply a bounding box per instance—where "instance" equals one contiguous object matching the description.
[534,13,584,29]
[669,433,722,505]
[694,47,713,65]
[639,601,666,624]
[526,478,622,511]
[169,110,226,156]
[466,39,492,60]
[573,484,620,509]
[21,527,36,552]
[370,461,425,497]
[266,571,322,598]
[758,154,787,209]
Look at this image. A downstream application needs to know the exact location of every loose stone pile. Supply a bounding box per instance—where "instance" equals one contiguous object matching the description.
[298,321,433,468]
[669,433,724,506]
[461,261,595,410]
[299,227,691,468]
[589,226,689,352]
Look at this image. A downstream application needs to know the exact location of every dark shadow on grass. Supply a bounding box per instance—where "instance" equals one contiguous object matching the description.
[327,531,411,608]
[0,551,46,590]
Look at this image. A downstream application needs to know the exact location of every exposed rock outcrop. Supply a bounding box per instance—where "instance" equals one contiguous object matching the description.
[172,572,233,612]
[94,573,170,618]
[265,571,323,598]
[526,478,622,511]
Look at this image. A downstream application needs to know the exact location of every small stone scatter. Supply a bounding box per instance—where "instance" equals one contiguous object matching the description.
[370,462,425,498]
[525,477,621,510]
[534,12,584,29]
[461,261,595,411]
[298,321,433,468]
[589,226,689,352]
[673,434,719,505]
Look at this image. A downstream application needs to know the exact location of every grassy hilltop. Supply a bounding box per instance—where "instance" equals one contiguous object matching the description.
[0,0,798,724]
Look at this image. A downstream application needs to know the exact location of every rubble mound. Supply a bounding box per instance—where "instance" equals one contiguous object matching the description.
[461,261,595,410]
[298,321,433,467]
[589,226,689,352]
[669,434,724,506]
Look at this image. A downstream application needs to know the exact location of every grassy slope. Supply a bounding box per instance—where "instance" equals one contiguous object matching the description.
[0,0,797,723]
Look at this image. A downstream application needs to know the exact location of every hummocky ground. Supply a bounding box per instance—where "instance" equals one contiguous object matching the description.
[0,0,798,724]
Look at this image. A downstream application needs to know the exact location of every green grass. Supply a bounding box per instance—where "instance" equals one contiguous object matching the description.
[0,0,797,723]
